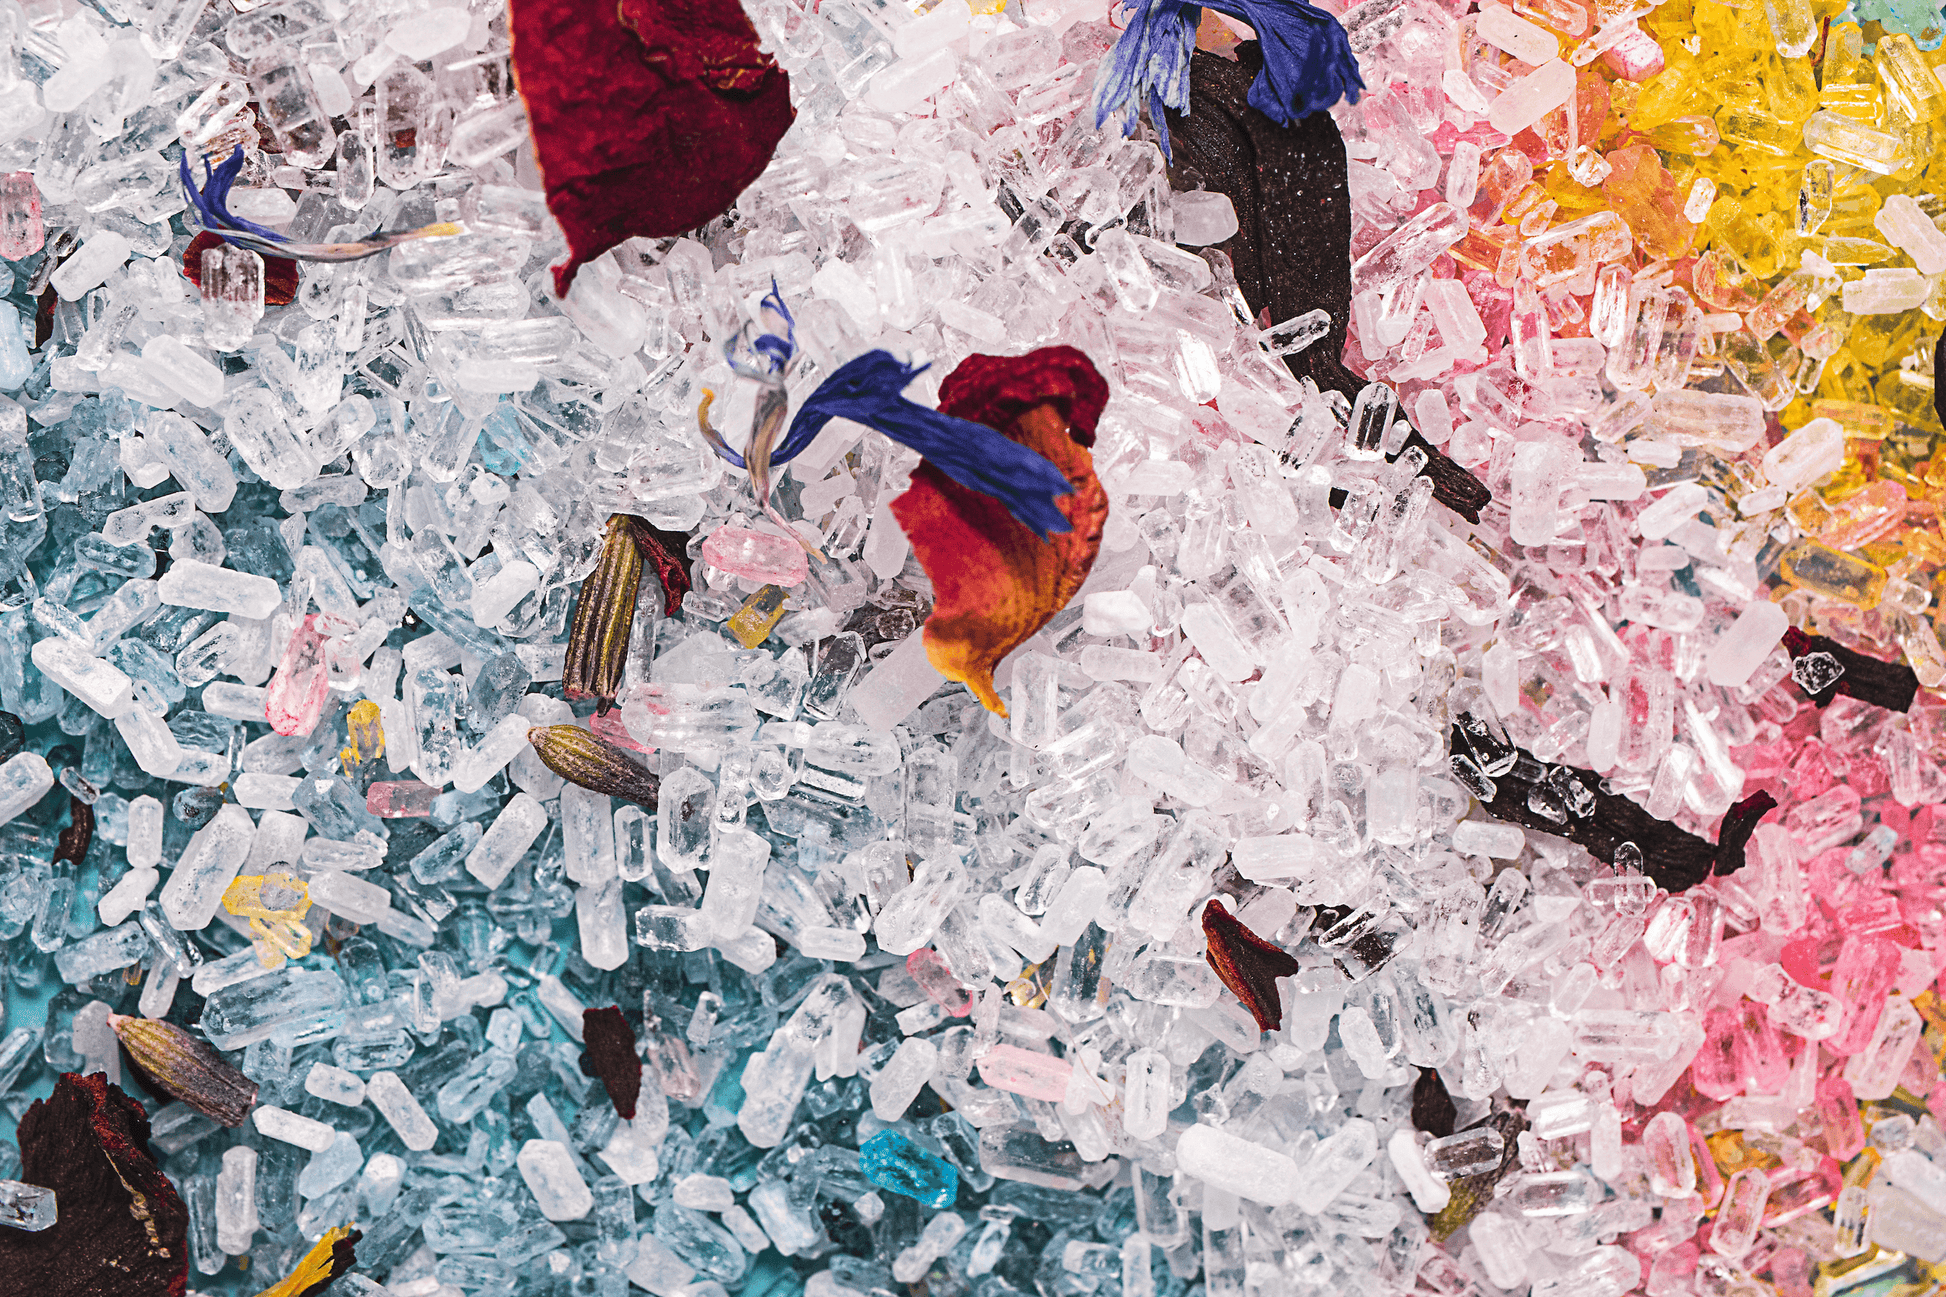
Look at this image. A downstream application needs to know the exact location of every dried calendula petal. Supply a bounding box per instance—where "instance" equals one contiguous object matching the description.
[249,1223,361,1297]
[527,724,660,808]
[108,1014,259,1127]
[890,347,1111,716]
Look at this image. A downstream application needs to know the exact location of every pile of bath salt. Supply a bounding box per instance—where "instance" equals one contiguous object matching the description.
[0,0,1936,1295]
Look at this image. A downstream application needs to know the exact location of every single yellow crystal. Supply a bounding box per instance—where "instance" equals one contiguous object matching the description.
[726,584,790,649]
[340,698,384,776]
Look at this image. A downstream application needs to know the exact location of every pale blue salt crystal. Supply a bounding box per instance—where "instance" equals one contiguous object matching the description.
[0,1179,55,1231]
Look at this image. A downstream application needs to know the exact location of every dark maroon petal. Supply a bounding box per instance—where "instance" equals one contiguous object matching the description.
[0,1072,190,1297]
[1782,626,1919,712]
[1713,791,1780,877]
[579,1006,642,1120]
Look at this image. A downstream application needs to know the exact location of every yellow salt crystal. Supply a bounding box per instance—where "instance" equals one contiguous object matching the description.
[1779,538,1889,608]
[1810,399,1896,440]
[726,584,790,649]
[1602,145,1697,259]
[340,698,384,776]
[224,871,311,923]
[1875,33,1945,122]
[1716,108,1798,157]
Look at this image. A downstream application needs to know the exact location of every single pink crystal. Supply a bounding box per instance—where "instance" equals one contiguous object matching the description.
[906,947,973,1016]
[266,612,331,736]
[974,1042,1072,1101]
[367,780,439,818]
[0,173,42,260]
[700,524,808,588]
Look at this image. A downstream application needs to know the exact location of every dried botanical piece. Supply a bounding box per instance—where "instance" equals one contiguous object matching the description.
[180,148,459,263]
[181,230,298,307]
[508,0,794,294]
[107,1015,258,1128]
[248,1224,361,1297]
[53,796,92,869]
[887,348,1111,714]
[1429,1107,1526,1241]
[527,725,660,808]
[1782,626,1919,711]
[1713,791,1780,877]
[565,515,694,713]
[0,1072,190,1297]
[1201,897,1301,1033]
[580,1006,643,1120]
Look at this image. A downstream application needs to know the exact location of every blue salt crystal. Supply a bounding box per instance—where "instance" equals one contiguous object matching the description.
[859,1130,959,1209]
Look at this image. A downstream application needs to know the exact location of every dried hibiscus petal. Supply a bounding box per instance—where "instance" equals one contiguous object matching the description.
[580,1006,643,1120]
[889,347,1111,715]
[1202,897,1301,1033]
[509,0,795,295]
[0,1072,190,1297]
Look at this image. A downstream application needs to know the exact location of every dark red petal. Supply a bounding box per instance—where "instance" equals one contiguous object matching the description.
[1202,898,1301,1033]
[180,230,298,307]
[1713,790,1779,877]
[509,0,794,294]
[891,348,1110,714]
[0,1072,190,1297]
[580,1006,642,1120]
[628,520,695,618]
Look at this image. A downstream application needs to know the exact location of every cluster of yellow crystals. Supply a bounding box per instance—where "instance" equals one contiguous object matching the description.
[223,871,314,964]
[1618,1,1946,678]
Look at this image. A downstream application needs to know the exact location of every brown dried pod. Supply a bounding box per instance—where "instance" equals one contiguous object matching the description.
[564,516,695,713]
[53,796,92,869]
[108,1014,258,1128]
[527,724,660,809]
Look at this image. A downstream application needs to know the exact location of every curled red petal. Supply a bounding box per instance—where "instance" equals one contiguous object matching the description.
[579,1005,643,1120]
[509,0,794,295]
[889,347,1110,715]
[0,1072,190,1297]
[180,230,298,307]
[1203,898,1301,1033]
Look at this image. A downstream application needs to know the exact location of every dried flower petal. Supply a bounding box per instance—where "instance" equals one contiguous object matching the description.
[1782,626,1919,712]
[53,796,91,869]
[107,1015,258,1128]
[1713,790,1780,877]
[0,1072,189,1296]
[579,1006,643,1120]
[249,1224,360,1297]
[527,725,660,808]
[889,347,1110,715]
[509,0,795,295]
[1411,1067,1456,1138]
[1202,898,1301,1033]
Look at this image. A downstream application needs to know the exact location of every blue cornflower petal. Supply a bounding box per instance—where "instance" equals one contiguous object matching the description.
[776,350,1077,542]
[179,146,291,246]
[1093,0,1363,154]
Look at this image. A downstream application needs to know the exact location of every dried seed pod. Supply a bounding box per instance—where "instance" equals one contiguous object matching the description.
[108,1013,259,1127]
[564,515,647,714]
[527,724,660,808]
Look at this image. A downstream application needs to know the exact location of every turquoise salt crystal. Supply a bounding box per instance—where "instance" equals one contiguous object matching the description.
[859,1130,959,1209]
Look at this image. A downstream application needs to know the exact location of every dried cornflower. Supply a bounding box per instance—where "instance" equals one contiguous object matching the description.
[107,1014,258,1127]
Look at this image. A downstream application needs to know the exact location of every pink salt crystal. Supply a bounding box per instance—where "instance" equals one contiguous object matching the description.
[974,1042,1072,1101]
[701,525,808,587]
[0,173,41,260]
[266,612,331,736]
[1816,1074,1865,1158]
[590,710,649,753]
[1829,934,1901,1054]
[905,948,972,1016]
[1600,26,1665,80]
[367,779,439,818]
